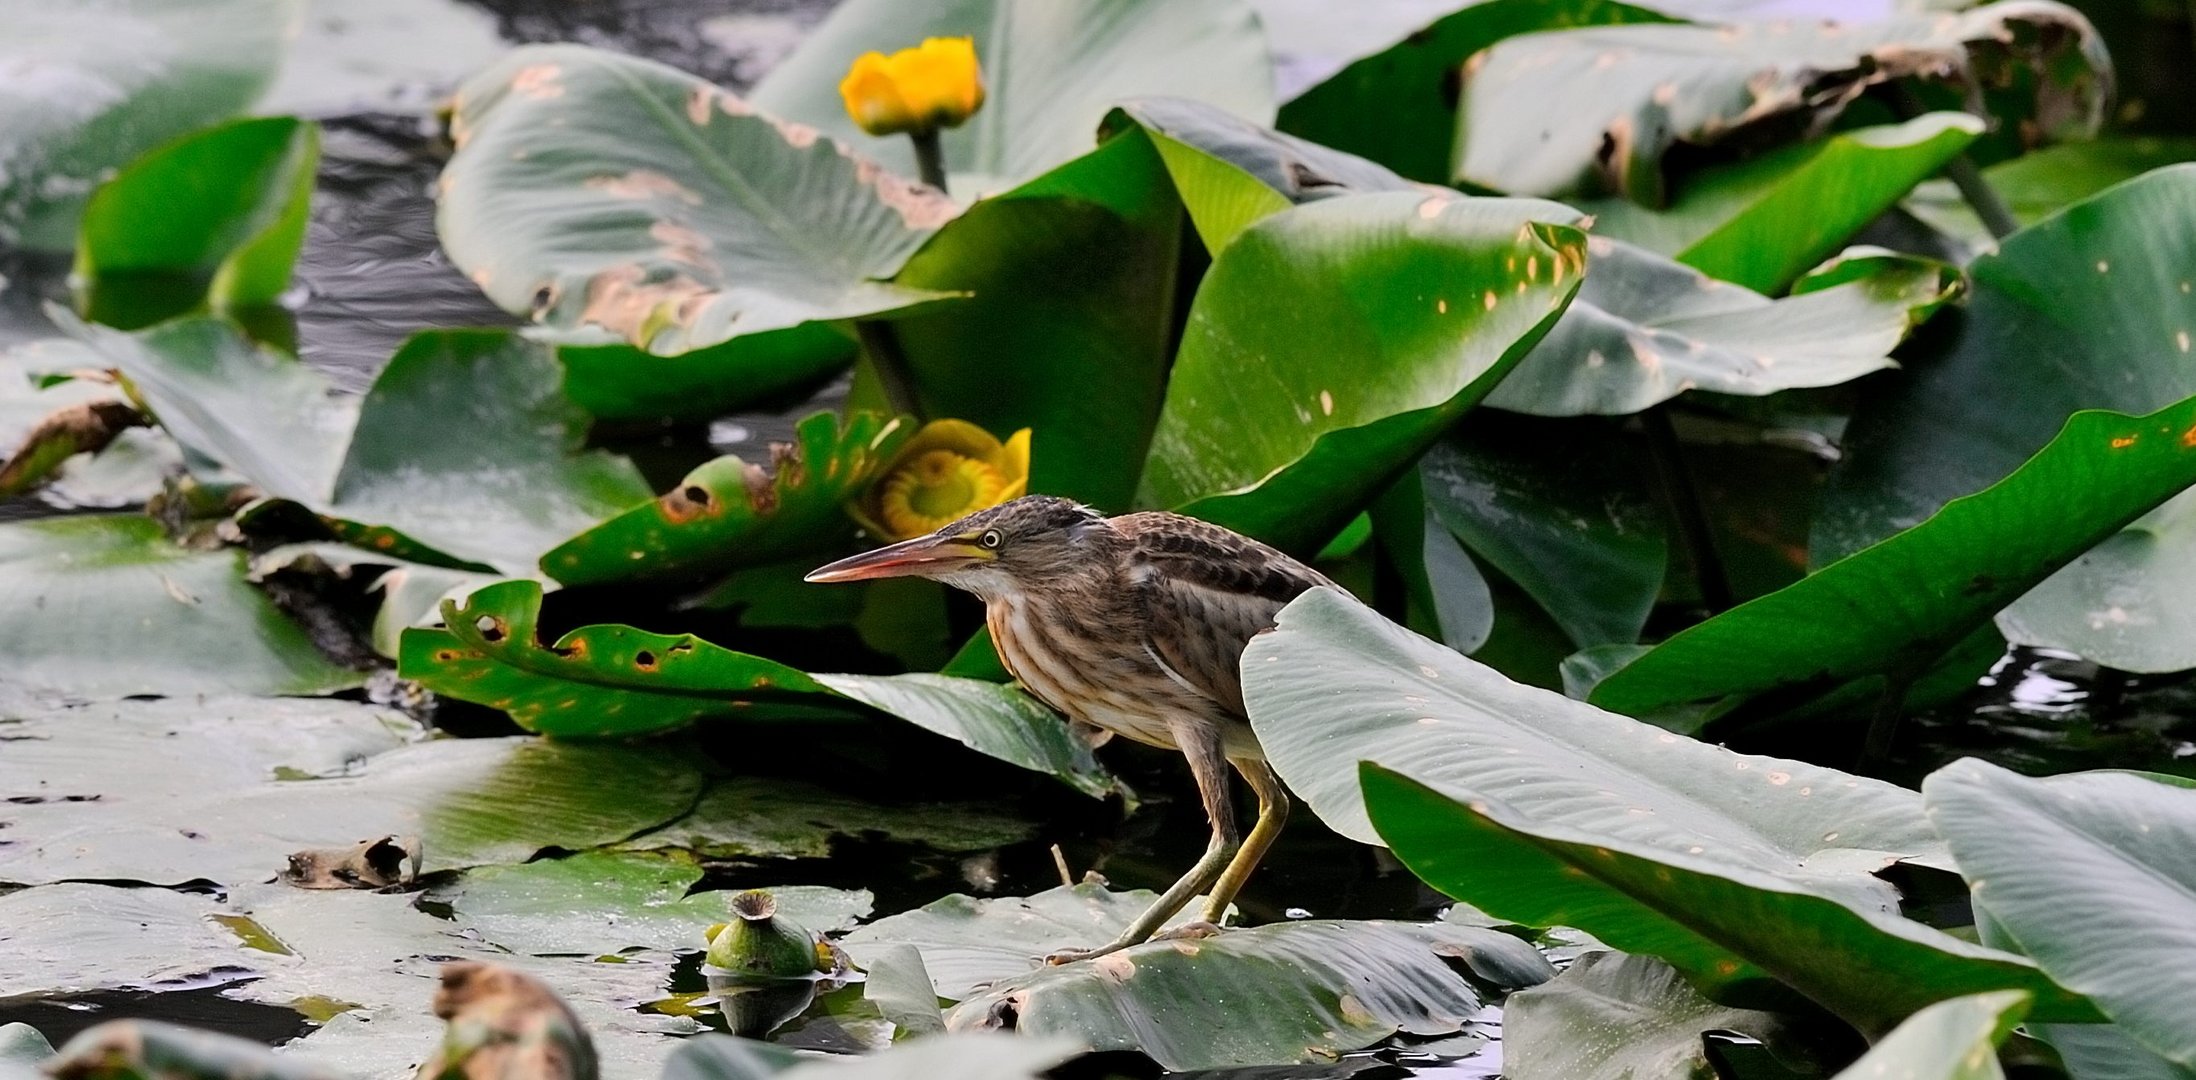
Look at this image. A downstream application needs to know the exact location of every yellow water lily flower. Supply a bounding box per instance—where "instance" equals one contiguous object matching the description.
[855,419,1030,541]
[837,37,985,138]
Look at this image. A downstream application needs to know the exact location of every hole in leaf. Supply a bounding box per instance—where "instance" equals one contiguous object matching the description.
[682,485,710,506]
[475,615,506,643]
[635,650,659,671]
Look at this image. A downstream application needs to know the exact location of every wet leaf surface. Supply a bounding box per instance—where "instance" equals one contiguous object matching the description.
[1504,952,1809,1080]
[1140,192,1585,551]
[1825,166,2196,673]
[0,0,295,249]
[404,580,1112,795]
[1242,589,2079,1032]
[441,45,955,355]
[0,695,701,887]
[0,515,358,699]
[1455,4,2109,203]
[1926,764,2196,1067]
[74,117,318,327]
[946,918,1545,1071]
[427,850,872,957]
[1482,241,1957,417]
[617,777,1034,861]
[543,411,910,587]
[0,885,252,1001]
[751,0,1274,192]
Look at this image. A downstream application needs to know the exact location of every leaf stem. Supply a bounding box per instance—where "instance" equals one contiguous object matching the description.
[1642,407,1732,614]
[909,130,948,193]
[1863,677,1912,763]
[1884,82,2019,240]
[854,321,924,420]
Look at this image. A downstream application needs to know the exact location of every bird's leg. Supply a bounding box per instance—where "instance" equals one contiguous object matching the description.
[1199,757,1289,925]
[1045,724,1238,965]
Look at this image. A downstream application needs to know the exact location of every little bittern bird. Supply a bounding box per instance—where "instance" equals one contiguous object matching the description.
[807,495,1335,961]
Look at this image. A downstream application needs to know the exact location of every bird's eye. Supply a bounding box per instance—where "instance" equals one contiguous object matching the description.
[979,529,1003,549]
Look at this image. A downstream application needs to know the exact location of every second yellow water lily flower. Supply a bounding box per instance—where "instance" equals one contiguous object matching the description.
[854,419,1029,541]
[838,37,985,138]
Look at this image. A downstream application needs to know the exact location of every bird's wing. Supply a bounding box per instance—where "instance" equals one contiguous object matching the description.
[1115,512,1335,718]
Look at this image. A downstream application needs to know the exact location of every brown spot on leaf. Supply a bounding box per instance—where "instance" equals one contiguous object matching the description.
[510,64,565,100]
[635,650,659,672]
[743,460,779,514]
[685,84,714,125]
[650,220,715,270]
[580,264,713,344]
[844,149,959,229]
[584,170,703,205]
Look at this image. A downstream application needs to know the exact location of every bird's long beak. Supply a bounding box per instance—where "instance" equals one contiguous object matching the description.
[804,534,986,583]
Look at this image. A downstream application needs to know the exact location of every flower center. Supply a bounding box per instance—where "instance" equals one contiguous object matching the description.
[878,449,1008,539]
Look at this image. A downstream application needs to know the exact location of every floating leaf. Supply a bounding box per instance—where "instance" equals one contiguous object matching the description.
[946,919,1546,1071]
[0,0,297,249]
[89,317,651,573]
[750,0,1273,191]
[839,884,1216,1000]
[663,1033,1076,1080]
[543,411,909,587]
[1925,763,2196,1067]
[1582,112,1984,293]
[552,323,856,425]
[1824,166,2196,672]
[1274,0,1675,184]
[0,695,702,887]
[441,45,955,356]
[402,580,1113,795]
[0,884,248,999]
[73,116,319,327]
[1240,589,2078,1030]
[1455,3,2108,203]
[620,777,1033,862]
[1139,192,1585,551]
[0,515,357,700]
[1505,952,1809,1080]
[427,850,871,957]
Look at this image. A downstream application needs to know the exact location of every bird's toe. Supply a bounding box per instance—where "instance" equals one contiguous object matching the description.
[1152,920,1222,941]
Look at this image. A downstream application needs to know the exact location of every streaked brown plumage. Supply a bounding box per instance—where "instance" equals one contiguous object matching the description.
[807,495,1335,961]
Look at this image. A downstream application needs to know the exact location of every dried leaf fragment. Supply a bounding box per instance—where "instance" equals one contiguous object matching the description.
[282,834,423,890]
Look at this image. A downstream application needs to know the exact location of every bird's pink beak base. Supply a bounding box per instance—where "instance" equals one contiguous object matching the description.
[804,535,984,583]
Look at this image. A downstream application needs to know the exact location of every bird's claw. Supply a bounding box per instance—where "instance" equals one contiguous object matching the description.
[1041,944,1112,966]
[1042,921,1226,965]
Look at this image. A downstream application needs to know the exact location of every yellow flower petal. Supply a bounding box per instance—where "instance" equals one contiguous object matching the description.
[837,37,984,138]
[856,418,1029,540]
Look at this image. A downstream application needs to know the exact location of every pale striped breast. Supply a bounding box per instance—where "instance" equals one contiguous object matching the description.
[986,591,1196,751]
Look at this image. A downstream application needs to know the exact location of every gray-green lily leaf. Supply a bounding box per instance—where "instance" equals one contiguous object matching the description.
[441,44,958,354]
[1455,2,2109,204]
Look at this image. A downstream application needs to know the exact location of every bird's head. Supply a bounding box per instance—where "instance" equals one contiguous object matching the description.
[805,494,1105,598]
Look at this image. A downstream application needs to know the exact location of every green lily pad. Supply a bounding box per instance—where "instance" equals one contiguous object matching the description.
[1240,588,2078,1031]
[543,411,909,587]
[1481,240,1959,417]
[1925,763,2196,1067]
[1139,192,1586,551]
[750,0,1273,192]
[1581,112,1983,293]
[427,850,872,956]
[0,694,702,887]
[73,116,318,328]
[885,120,1183,511]
[1595,392,2196,717]
[944,918,1548,1070]
[1826,991,2029,1080]
[1504,951,1808,1080]
[88,317,652,574]
[617,777,1035,861]
[441,44,955,357]
[401,580,1112,796]
[1420,414,1667,648]
[550,323,857,426]
[0,0,296,249]
[0,514,357,700]
[1823,166,2196,672]
[1274,0,1675,184]
[1454,3,2108,203]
